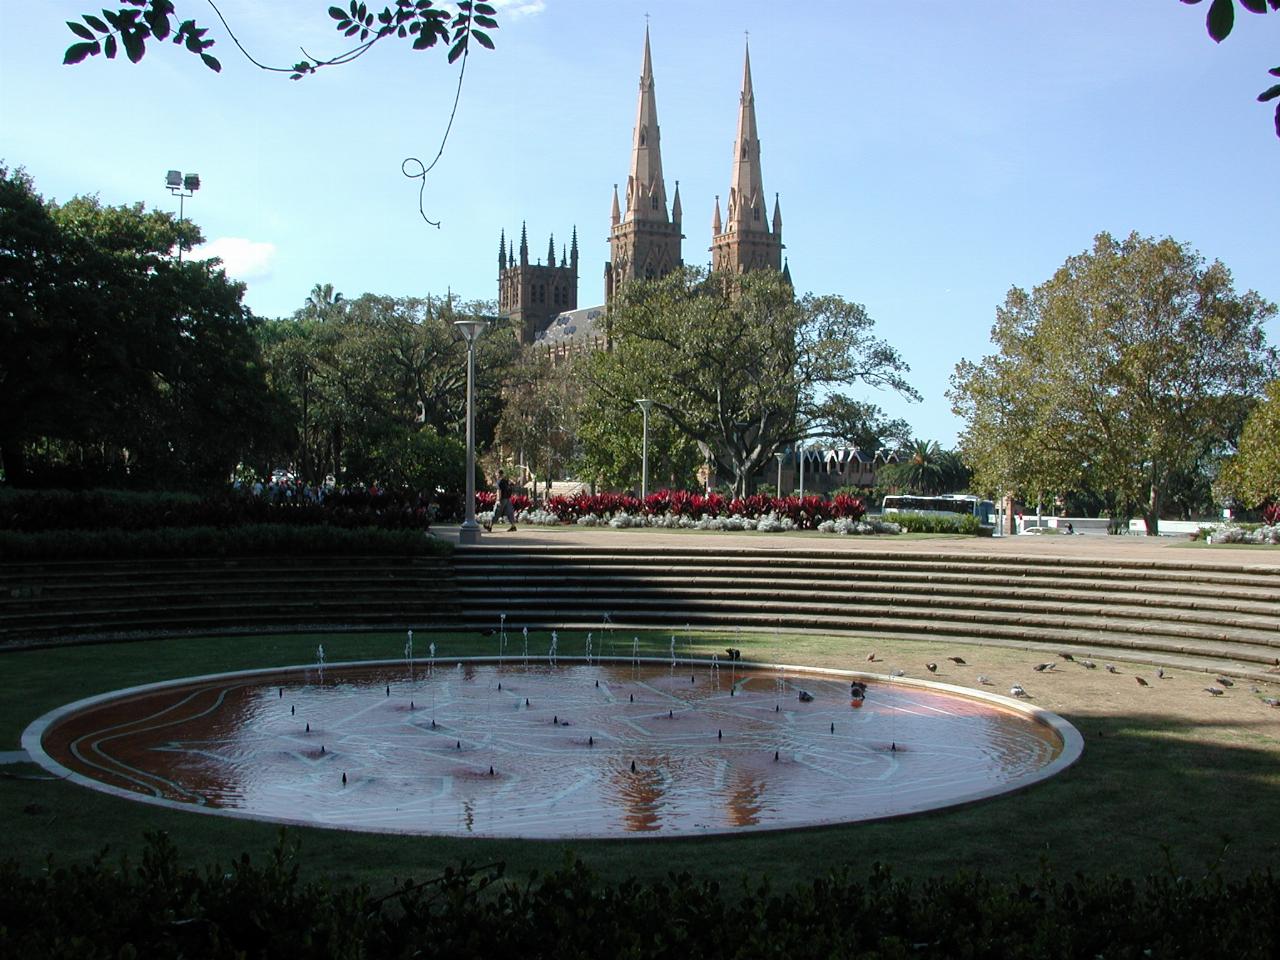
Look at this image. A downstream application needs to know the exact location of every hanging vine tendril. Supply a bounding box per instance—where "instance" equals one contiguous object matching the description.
[401,35,471,228]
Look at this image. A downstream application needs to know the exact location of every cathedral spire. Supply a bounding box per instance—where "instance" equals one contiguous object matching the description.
[712,195,722,235]
[727,41,765,231]
[519,221,528,266]
[610,184,621,227]
[547,233,556,267]
[625,25,669,223]
[498,229,506,271]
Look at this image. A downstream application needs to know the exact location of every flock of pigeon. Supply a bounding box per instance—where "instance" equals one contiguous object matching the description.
[854,649,1280,708]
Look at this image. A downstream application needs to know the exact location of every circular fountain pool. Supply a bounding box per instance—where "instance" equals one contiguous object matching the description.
[26,658,1081,838]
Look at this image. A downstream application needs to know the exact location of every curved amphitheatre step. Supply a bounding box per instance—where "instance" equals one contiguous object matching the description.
[450,544,1280,682]
[0,555,458,647]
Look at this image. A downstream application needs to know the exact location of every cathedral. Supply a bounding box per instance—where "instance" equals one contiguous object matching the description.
[498,29,789,351]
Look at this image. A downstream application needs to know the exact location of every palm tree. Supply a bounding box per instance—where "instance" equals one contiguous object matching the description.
[304,283,344,320]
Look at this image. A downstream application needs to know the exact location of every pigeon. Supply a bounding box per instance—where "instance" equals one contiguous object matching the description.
[1105,664,1119,674]
[1261,697,1280,707]
[798,690,814,703]
[850,687,866,702]
[725,648,742,661]
[1033,662,1055,672]
[926,662,938,673]
[1215,676,1235,688]
[977,675,993,686]
[1080,659,1098,670]
[1157,667,1166,679]
[850,680,868,694]
[1010,685,1028,698]
[1059,653,1075,662]
[1135,676,1150,687]
[1205,687,1225,696]
[891,669,906,678]
[948,657,967,665]
[866,653,879,662]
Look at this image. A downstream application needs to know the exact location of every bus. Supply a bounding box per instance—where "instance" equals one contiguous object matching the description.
[880,494,997,530]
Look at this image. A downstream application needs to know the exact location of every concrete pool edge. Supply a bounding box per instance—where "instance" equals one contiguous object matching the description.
[22,656,1085,839]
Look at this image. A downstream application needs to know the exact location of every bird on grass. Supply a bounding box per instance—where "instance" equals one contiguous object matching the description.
[926,662,938,674]
[1205,687,1225,696]
[1080,659,1098,670]
[1135,676,1150,687]
[1033,662,1055,672]
[1010,685,1028,698]
[1216,676,1235,688]
[866,653,879,662]
[890,669,906,677]
[1059,653,1075,662]
[1106,664,1119,674]
[977,675,993,686]
[1262,697,1280,708]
[1157,667,1167,679]
[948,657,967,665]
[725,648,742,661]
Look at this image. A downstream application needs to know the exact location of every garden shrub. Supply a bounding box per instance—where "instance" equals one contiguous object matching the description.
[2,833,1278,959]
[886,511,982,535]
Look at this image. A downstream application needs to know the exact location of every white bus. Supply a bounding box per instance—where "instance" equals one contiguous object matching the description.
[880,494,997,529]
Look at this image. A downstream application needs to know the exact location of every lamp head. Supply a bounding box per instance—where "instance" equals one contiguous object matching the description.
[165,170,183,188]
[183,173,201,192]
[635,398,654,413]
[453,318,487,345]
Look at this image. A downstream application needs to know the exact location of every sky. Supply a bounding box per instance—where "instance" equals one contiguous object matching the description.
[2,1,1277,447]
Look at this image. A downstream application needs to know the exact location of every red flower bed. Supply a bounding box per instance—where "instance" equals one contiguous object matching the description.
[1263,502,1279,525]
[535,488,865,529]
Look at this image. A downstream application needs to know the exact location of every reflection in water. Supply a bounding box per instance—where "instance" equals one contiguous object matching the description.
[42,661,1068,839]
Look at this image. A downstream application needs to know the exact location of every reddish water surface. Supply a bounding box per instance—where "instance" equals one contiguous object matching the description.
[33,660,1075,837]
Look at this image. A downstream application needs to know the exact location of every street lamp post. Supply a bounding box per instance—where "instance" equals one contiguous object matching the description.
[165,169,200,263]
[775,451,784,495]
[454,319,488,545]
[635,399,654,500]
[798,443,806,499]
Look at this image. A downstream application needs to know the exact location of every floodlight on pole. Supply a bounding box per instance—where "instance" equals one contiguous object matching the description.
[454,319,488,545]
[164,168,200,264]
[635,399,654,500]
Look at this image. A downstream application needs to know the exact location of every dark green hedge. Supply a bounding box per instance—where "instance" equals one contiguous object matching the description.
[2,833,1276,959]
[889,511,983,535]
[0,524,450,561]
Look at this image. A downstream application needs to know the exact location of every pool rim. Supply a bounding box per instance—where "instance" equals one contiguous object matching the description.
[22,655,1085,839]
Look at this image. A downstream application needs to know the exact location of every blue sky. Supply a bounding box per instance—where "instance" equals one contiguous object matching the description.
[2,1,1277,446]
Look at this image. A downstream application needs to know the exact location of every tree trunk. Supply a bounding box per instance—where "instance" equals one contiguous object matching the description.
[1143,482,1162,536]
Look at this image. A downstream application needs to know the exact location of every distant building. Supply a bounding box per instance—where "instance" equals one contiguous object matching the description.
[501,28,790,355]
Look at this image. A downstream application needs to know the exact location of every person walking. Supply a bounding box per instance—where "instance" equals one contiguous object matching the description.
[485,469,516,532]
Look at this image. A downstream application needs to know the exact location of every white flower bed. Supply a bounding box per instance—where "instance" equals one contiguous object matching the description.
[1203,523,1280,545]
[516,508,563,526]
[818,517,903,536]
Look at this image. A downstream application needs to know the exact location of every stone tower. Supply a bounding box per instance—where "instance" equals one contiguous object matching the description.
[710,43,784,276]
[498,223,579,345]
[604,27,684,306]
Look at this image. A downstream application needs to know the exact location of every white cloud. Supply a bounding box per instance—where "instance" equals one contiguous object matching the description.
[490,0,546,18]
[194,237,277,281]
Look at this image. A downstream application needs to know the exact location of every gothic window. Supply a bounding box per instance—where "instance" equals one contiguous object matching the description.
[640,129,646,146]
[753,206,760,222]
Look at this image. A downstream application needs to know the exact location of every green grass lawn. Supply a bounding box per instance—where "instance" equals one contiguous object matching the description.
[5,629,1279,892]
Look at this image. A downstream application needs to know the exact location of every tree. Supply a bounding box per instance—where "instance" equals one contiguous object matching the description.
[1218,379,1280,508]
[949,231,1277,535]
[494,351,582,498]
[1182,0,1280,138]
[0,166,277,487]
[583,268,918,497]
[256,292,516,484]
[878,440,972,496]
[63,1,497,79]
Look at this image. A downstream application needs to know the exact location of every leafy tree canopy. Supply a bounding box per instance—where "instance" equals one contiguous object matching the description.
[63,0,497,78]
[0,164,276,488]
[948,231,1277,534]
[1217,378,1280,508]
[582,267,918,497]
